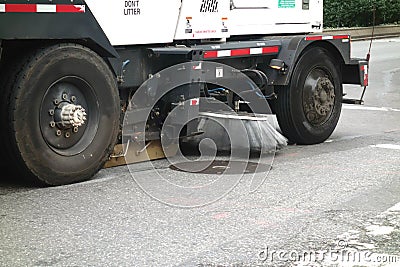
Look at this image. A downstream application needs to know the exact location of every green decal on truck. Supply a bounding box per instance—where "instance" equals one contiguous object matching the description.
[278,0,295,8]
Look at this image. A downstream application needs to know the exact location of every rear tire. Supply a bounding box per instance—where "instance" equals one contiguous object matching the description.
[4,44,120,185]
[275,47,342,145]
[0,46,31,180]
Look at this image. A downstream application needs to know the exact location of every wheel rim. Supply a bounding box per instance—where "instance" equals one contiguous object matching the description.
[302,67,336,126]
[40,76,99,156]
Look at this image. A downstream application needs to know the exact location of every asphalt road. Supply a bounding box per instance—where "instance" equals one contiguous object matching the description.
[1,38,400,267]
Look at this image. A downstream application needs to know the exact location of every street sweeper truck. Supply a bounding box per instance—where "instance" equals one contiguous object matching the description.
[0,0,369,185]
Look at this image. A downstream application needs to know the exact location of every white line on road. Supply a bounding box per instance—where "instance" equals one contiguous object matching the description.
[330,201,400,266]
[387,202,400,212]
[370,144,400,150]
[343,105,400,112]
[374,38,400,43]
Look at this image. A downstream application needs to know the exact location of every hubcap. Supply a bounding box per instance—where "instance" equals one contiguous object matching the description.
[60,104,87,128]
[39,76,99,155]
[303,68,336,126]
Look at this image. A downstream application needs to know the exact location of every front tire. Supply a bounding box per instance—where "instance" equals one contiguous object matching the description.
[275,47,343,144]
[4,44,120,185]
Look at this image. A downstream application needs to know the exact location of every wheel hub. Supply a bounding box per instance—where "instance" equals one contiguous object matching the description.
[314,77,335,117]
[303,74,336,126]
[39,77,96,153]
[60,104,87,128]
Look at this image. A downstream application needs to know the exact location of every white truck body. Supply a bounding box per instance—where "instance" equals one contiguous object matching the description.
[85,0,323,46]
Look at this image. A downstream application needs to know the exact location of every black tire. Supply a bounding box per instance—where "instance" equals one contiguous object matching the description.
[275,47,342,145]
[0,46,31,179]
[3,44,120,185]
[0,57,10,174]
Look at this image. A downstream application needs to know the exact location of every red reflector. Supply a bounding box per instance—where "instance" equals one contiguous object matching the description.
[306,36,323,41]
[263,46,279,54]
[56,5,84,13]
[6,4,36,12]
[333,35,349,40]
[361,65,369,86]
[1,4,85,13]
[231,48,251,56]
[204,51,218,59]
[364,74,369,86]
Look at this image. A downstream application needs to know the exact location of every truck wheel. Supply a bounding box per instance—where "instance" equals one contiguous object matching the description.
[275,47,342,144]
[0,62,12,174]
[0,48,29,179]
[4,44,120,185]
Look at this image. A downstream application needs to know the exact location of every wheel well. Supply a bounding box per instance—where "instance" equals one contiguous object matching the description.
[0,39,117,76]
[297,41,345,80]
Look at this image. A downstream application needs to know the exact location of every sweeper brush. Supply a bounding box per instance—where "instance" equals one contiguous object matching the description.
[105,111,287,169]
[193,112,288,153]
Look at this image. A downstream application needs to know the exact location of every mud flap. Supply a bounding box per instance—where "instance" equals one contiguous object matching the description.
[104,141,179,168]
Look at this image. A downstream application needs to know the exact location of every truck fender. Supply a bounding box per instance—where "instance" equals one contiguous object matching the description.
[0,0,118,58]
[274,35,352,86]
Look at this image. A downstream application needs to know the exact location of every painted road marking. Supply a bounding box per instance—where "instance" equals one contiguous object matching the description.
[328,201,400,266]
[387,202,400,212]
[370,144,400,150]
[343,105,400,112]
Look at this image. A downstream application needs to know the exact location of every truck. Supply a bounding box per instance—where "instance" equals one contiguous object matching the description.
[0,0,369,185]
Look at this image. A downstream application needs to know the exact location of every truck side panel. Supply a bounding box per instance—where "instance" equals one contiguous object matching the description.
[174,0,230,40]
[85,0,181,46]
[229,0,323,36]
[0,0,118,58]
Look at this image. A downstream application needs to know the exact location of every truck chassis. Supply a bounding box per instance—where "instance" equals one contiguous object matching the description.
[0,1,368,185]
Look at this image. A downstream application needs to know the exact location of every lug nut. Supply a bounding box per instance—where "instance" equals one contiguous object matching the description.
[62,93,68,100]
[73,127,79,133]
[49,109,55,116]
[54,99,60,105]
[65,132,71,138]
[56,130,62,136]
[49,121,56,128]
[71,96,76,102]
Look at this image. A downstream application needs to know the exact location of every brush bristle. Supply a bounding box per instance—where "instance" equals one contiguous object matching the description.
[192,113,287,153]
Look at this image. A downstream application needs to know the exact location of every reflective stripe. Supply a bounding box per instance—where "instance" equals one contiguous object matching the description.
[57,5,85,13]
[36,4,56,13]
[250,48,263,55]
[262,46,279,53]
[6,4,36,12]
[203,46,279,59]
[0,4,85,13]
[361,65,369,86]
[305,35,349,41]
[231,48,250,56]
[204,51,218,58]
[218,50,231,57]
